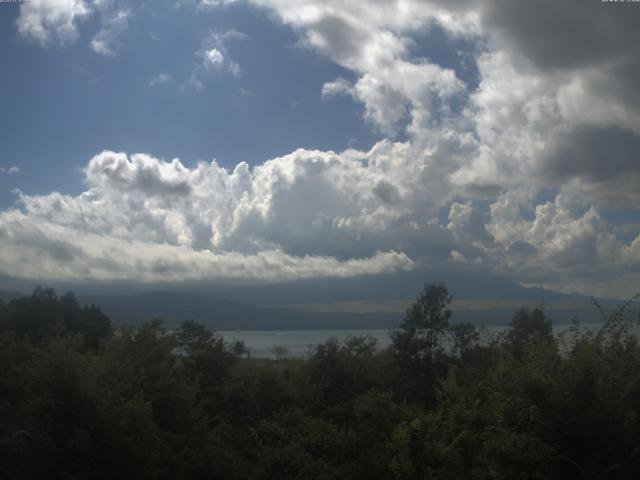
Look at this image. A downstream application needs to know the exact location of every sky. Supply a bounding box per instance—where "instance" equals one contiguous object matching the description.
[0,0,639,299]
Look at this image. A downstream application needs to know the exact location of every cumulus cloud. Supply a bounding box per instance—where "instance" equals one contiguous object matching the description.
[468,1,640,205]
[7,0,640,297]
[242,0,640,209]
[34,146,456,257]
[17,0,91,45]
[0,208,412,284]
[223,0,638,295]
[0,148,427,284]
[447,201,492,255]
[451,0,640,208]
[321,77,354,99]
[434,193,640,298]
[248,1,472,135]
[17,0,131,54]
[0,166,20,175]
[481,194,640,298]
[1,146,636,297]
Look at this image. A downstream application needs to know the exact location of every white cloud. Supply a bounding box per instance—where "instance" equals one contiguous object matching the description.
[90,8,130,56]
[450,50,563,198]
[245,0,640,210]
[321,77,353,99]
[202,48,225,70]
[247,1,472,135]
[7,0,640,297]
[0,166,20,175]
[0,208,412,284]
[197,0,239,8]
[447,38,640,207]
[225,0,639,296]
[186,30,244,89]
[5,146,636,297]
[481,193,640,298]
[447,201,491,252]
[0,148,434,284]
[457,1,640,208]
[148,73,172,87]
[17,0,91,45]
[17,0,131,54]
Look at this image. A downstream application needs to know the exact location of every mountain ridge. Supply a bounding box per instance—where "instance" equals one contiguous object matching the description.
[1,272,631,331]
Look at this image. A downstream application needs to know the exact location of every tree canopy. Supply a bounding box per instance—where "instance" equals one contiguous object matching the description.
[0,285,639,479]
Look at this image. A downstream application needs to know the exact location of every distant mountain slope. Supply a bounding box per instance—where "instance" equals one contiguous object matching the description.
[2,268,633,330]
[195,270,600,306]
[78,291,398,331]
[75,290,625,331]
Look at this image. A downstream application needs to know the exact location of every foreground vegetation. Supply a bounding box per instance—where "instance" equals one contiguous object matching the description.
[1,285,639,479]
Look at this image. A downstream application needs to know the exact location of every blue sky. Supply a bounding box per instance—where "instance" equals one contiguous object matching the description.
[0,0,639,299]
[0,1,383,206]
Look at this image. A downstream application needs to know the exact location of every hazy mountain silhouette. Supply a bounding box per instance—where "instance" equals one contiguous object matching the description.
[1,269,626,330]
[76,291,397,330]
[67,291,621,330]
[195,270,591,306]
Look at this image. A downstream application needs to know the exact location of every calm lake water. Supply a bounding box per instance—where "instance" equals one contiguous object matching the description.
[219,323,624,359]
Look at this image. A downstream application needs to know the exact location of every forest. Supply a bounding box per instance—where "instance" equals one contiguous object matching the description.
[1,284,639,479]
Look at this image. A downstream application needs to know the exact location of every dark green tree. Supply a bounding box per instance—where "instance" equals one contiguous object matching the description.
[0,287,111,349]
[506,308,553,360]
[450,321,480,359]
[392,283,452,364]
[391,283,452,406]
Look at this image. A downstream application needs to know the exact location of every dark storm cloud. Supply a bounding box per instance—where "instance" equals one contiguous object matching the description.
[481,0,640,71]
[543,127,640,181]
[540,127,640,207]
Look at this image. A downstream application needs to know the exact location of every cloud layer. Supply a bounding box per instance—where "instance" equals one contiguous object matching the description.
[1,149,419,284]
[1,146,638,296]
[7,0,640,297]
[245,0,640,207]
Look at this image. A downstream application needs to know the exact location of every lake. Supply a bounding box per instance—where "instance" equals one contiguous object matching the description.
[219,322,624,358]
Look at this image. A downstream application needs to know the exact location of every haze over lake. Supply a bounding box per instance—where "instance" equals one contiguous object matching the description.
[220,322,632,359]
